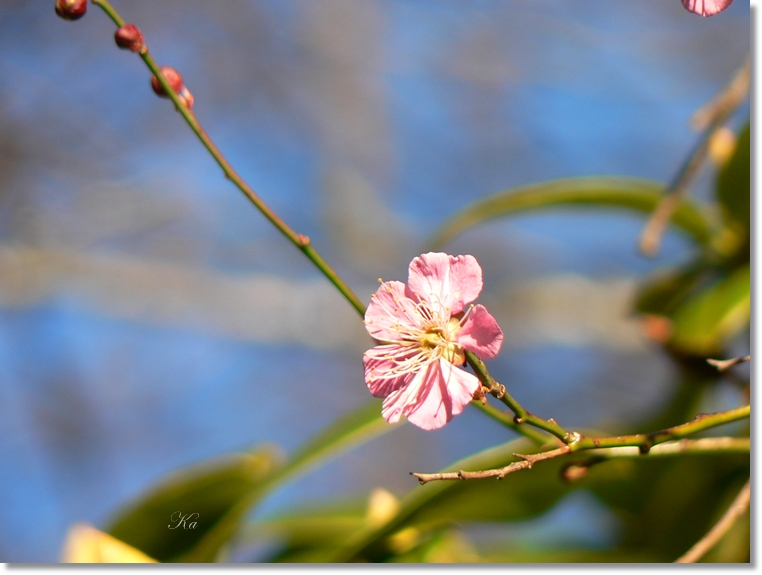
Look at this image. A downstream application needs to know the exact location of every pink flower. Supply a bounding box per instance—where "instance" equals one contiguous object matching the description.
[363,252,504,430]
[682,0,733,16]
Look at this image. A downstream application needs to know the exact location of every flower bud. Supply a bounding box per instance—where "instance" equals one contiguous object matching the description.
[114,24,145,53]
[55,0,87,21]
[150,66,184,98]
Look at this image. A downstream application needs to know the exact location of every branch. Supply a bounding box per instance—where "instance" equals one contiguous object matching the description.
[90,0,366,317]
[639,56,750,257]
[465,351,573,444]
[470,401,549,445]
[592,436,749,459]
[707,355,750,372]
[412,446,570,484]
[675,479,750,563]
[412,405,749,484]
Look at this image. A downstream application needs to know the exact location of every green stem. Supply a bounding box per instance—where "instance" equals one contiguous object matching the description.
[592,436,749,459]
[91,0,366,317]
[570,403,750,453]
[413,404,750,483]
[470,401,549,445]
[466,351,571,443]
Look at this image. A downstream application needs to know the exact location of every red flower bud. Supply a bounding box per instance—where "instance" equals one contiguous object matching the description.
[114,24,145,53]
[55,0,87,21]
[150,67,184,98]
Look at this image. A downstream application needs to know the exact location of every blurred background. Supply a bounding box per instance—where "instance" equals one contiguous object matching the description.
[0,0,750,562]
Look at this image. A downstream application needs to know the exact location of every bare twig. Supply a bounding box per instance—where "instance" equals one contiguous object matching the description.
[707,355,750,372]
[412,405,749,484]
[412,446,571,484]
[675,479,751,563]
[639,56,750,257]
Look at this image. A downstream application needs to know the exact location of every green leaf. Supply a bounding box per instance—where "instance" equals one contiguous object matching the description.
[428,177,714,249]
[106,401,394,562]
[186,401,393,562]
[669,264,750,356]
[269,401,395,488]
[634,260,710,317]
[107,447,284,562]
[716,121,750,232]
[589,454,749,561]
[329,438,582,561]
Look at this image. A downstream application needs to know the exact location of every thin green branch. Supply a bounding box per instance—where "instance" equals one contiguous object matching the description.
[592,436,749,458]
[89,1,592,448]
[571,404,749,452]
[91,0,366,317]
[466,351,572,443]
[470,401,549,445]
[413,405,749,483]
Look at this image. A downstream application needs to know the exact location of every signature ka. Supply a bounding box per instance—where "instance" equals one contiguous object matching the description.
[169,511,199,530]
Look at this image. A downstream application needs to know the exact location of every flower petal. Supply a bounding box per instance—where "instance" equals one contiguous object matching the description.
[457,304,504,359]
[381,358,478,430]
[407,253,483,316]
[363,344,420,398]
[682,0,733,16]
[406,359,480,430]
[380,363,429,424]
[364,280,422,343]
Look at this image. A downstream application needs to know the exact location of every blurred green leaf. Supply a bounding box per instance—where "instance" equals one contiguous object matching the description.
[106,401,393,562]
[270,401,394,488]
[589,454,749,561]
[330,437,598,561]
[428,177,714,249]
[107,447,284,562]
[248,502,368,562]
[634,260,709,317]
[716,121,750,232]
[669,264,750,356]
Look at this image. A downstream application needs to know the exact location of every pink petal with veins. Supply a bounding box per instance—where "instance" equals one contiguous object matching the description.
[404,359,480,430]
[364,280,419,343]
[407,253,482,315]
[457,304,504,359]
[682,0,733,16]
[363,344,420,398]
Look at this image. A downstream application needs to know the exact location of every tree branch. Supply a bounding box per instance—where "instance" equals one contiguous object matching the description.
[470,401,549,445]
[465,351,573,444]
[675,479,750,563]
[412,405,749,484]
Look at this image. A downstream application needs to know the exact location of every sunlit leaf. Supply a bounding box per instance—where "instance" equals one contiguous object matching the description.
[107,447,283,562]
[428,177,714,249]
[669,264,750,356]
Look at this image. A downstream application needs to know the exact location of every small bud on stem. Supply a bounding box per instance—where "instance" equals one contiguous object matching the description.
[115,24,145,53]
[150,66,184,98]
[55,0,87,21]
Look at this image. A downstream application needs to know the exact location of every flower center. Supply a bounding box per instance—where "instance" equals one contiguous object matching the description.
[420,318,465,366]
